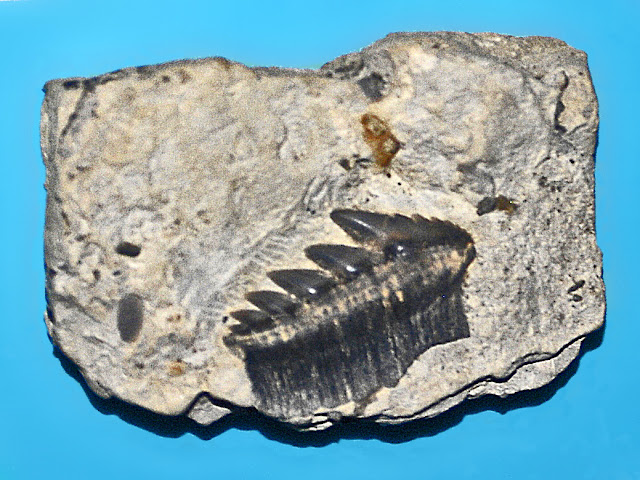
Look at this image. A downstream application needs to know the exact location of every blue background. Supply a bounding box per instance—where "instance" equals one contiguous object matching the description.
[1,0,638,478]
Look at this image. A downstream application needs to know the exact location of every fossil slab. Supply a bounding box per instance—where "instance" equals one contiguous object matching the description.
[41,32,604,430]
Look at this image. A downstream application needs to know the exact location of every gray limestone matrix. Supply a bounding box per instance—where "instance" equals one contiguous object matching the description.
[41,32,604,430]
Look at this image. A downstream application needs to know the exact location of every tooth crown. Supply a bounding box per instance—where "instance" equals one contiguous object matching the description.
[223,209,475,418]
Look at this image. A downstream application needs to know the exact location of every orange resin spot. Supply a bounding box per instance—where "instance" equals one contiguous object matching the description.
[360,113,401,168]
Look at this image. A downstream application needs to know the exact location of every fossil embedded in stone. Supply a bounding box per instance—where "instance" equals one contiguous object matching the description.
[224,209,476,418]
[41,32,604,430]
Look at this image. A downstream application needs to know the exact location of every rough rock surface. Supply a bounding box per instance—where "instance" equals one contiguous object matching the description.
[41,32,604,430]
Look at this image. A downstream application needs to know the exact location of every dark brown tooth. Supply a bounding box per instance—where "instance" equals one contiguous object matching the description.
[267,269,336,299]
[224,208,476,419]
[245,291,298,316]
[411,216,474,249]
[228,323,255,336]
[331,209,474,251]
[330,209,393,243]
[330,209,421,245]
[230,309,273,326]
[228,309,274,335]
[304,244,374,279]
[229,309,274,335]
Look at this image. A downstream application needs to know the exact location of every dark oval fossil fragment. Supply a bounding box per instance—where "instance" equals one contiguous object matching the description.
[224,209,476,419]
[117,293,144,342]
[115,241,142,257]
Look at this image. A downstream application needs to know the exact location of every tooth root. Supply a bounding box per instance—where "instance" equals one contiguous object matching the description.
[304,244,374,279]
[245,291,298,316]
[267,269,336,299]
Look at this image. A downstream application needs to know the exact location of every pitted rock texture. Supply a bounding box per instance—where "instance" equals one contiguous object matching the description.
[41,32,604,430]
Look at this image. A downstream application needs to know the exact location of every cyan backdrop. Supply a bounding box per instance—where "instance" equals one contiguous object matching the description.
[1,0,638,478]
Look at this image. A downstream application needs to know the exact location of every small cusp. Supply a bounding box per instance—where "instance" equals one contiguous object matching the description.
[305,244,374,279]
[117,293,144,342]
[267,269,336,299]
[245,291,298,316]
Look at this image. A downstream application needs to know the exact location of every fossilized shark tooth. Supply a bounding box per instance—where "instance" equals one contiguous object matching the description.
[224,209,475,418]
[41,32,604,431]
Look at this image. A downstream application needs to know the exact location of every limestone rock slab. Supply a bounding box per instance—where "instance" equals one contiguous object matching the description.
[41,32,604,430]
